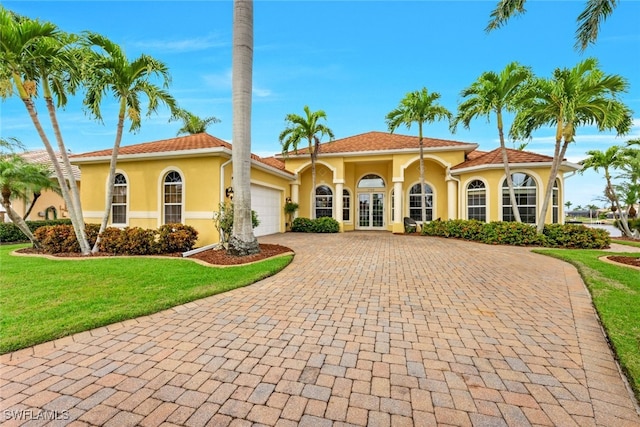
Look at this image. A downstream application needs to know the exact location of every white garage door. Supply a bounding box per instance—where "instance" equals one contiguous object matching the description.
[251,184,281,237]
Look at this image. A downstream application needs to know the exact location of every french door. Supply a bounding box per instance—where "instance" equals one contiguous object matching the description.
[358,192,384,229]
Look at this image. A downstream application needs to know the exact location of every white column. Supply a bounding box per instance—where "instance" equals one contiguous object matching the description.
[394,181,402,224]
[447,179,457,220]
[335,182,343,223]
[291,183,299,218]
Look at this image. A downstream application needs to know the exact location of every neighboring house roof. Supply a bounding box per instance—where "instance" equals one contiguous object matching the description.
[20,149,81,181]
[71,133,290,174]
[278,131,478,157]
[451,147,581,172]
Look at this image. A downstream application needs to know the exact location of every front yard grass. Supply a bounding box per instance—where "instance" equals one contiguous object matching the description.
[534,247,640,401]
[0,244,293,354]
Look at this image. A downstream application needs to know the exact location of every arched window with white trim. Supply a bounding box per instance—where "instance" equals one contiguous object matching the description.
[315,185,333,218]
[409,183,433,221]
[467,180,486,221]
[112,173,127,225]
[502,173,536,224]
[164,171,183,224]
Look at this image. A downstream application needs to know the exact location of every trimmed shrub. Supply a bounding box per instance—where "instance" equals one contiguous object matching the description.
[291,217,314,232]
[0,219,72,243]
[312,217,340,233]
[98,227,158,255]
[291,217,340,233]
[34,223,99,253]
[421,219,609,249]
[421,219,484,240]
[543,223,610,249]
[156,223,199,253]
[479,221,542,246]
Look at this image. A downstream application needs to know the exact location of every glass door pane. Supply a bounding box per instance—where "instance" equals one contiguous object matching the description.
[359,194,370,227]
[372,193,384,227]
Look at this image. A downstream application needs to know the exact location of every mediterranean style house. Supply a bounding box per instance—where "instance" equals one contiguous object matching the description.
[71,132,580,246]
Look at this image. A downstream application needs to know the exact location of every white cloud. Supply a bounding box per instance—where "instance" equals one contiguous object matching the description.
[134,34,227,53]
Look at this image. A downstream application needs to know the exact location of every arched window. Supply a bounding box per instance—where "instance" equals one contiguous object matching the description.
[164,171,183,224]
[409,183,433,221]
[112,173,127,225]
[467,180,486,222]
[358,174,385,188]
[343,189,350,222]
[315,185,333,218]
[502,173,536,224]
[552,179,560,224]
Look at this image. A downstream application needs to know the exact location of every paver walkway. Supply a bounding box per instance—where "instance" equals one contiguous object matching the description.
[1,232,639,426]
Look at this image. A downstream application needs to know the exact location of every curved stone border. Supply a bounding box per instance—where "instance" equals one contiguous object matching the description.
[599,255,640,271]
[11,248,295,268]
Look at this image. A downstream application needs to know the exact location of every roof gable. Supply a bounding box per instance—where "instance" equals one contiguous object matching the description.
[280,131,477,156]
[71,133,289,173]
[452,147,557,170]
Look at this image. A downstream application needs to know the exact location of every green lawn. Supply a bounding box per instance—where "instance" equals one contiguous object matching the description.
[0,244,292,354]
[535,247,640,401]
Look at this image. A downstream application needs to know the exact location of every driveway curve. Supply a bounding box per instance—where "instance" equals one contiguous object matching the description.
[1,232,638,426]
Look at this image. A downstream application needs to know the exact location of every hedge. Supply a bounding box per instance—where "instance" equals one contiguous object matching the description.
[421,219,610,249]
[33,223,198,255]
[0,219,72,243]
[291,217,340,233]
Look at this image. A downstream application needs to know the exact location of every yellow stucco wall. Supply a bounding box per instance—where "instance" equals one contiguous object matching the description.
[77,155,291,246]
[10,184,74,221]
[455,167,565,224]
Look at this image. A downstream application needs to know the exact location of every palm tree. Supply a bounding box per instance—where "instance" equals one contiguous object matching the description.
[0,154,57,248]
[581,146,634,237]
[564,200,573,218]
[386,88,452,223]
[174,108,220,135]
[279,106,334,218]
[486,0,619,51]
[510,58,632,233]
[82,32,178,253]
[451,62,531,222]
[228,0,260,256]
[0,7,91,254]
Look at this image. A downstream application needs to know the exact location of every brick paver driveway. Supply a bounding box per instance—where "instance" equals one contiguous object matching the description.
[2,232,639,426]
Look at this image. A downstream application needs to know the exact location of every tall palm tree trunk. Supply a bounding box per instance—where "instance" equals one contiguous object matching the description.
[13,74,90,254]
[92,103,126,253]
[604,173,633,237]
[228,0,259,256]
[43,86,87,242]
[497,111,521,222]
[2,189,41,248]
[537,134,568,233]
[418,124,427,223]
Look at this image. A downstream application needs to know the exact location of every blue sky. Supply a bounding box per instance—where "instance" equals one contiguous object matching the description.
[2,0,639,209]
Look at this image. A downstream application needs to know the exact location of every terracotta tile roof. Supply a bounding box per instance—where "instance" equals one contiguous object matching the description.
[452,147,556,170]
[20,149,81,181]
[258,156,287,170]
[281,131,477,156]
[72,133,232,158]
[72,133,292,175]
[465,150,487,161]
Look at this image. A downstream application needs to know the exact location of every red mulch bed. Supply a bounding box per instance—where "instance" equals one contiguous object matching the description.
[16,244,293,266]
[607,255,640,268]
[189,244,293,265]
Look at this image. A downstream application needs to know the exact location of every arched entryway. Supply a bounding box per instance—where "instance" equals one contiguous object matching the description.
[357,174,385,230]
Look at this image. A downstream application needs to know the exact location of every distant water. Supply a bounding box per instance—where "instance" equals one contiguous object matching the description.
[584,223,622,237]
